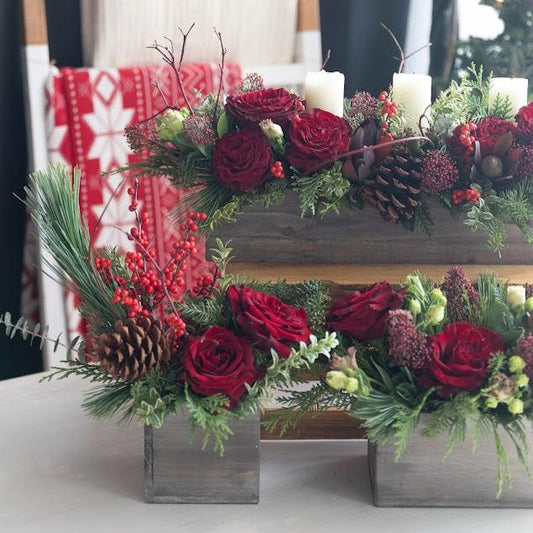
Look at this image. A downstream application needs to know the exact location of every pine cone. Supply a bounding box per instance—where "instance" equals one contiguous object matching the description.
[94,316,170,381]
[361,144,425,229]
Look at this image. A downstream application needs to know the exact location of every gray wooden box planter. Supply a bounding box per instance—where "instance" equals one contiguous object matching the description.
[144,411,260,504]
[208,192,532,264]
[368,417,533,508]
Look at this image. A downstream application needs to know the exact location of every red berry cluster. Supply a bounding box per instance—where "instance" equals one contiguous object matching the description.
[378,91,398,134]
[452,188,481,205]
[189,267,221,298]
[94,179,209,347]
[455,122,477,157]
[270,160,285,179]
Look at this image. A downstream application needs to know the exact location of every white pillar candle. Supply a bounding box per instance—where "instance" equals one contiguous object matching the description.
[392,73,432,131]
[304,70,345,117]
[489,77,528,116]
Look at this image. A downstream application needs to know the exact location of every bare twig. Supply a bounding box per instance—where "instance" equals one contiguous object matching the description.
[321,49,331,71]
[380,22,431,73]
[153,80,173,110]
[303,135,433,175]
[148,23,195,113]
[213,28,227,127]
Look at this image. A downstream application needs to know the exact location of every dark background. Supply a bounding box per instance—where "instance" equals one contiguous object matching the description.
[0,0,417,379]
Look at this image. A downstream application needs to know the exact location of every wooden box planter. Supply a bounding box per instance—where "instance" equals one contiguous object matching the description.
[208,192,532,265]
[144,412,260,504]
[368,416,533,508]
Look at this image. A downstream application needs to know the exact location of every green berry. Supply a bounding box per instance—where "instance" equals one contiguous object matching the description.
[508,398,524,415]
[326,371,347,391]
[485,396,499,409]
[515,374,530,389]
[344,377,359,394]
[525,297,533,312]
[509,355,526,374]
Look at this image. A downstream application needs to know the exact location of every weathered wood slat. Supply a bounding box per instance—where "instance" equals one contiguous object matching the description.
[208,192,533,264]
[261,409,364,440]
[145,412,259,503]
[229,262,533,284]
[369,416,533,507]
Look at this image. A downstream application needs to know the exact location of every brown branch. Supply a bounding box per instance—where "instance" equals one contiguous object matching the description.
[147,23,195,114]
[303,135,433,176]
[381,22,431,73]
[213,28,227,127]
[153,80,174,110]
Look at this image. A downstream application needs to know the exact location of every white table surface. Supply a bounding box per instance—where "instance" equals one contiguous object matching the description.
[2,373,533,533]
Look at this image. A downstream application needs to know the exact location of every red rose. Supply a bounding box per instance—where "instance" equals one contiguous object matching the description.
[213,128,272,191]
[419,322,504,397]
[476,117,516,153]
[286,109,351,173]
[182,326,261,406]
[327,282,405,341]
[227,285,312,358]
[225,88,300,124]
[516,102,533,142]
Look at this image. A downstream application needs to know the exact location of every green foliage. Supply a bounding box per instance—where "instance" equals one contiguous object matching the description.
[463,181,533,255]
[23,165,124,334]
[0,312,82,359]
[293,162,351,217]
[131,370,183,428]
[431,64,493,131]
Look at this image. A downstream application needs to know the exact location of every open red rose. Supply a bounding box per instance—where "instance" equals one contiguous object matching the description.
[286,109,351,173]
[419,322,504,397]
[182,326,261,407]
[516,102,533,142]
[225,88,300,124]
[213,128,272,191]
[476,117,516,153]
[227,285,312,358]
[327,282,405,341]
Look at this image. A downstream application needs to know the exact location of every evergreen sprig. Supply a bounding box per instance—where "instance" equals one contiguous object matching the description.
[23,165,124,334]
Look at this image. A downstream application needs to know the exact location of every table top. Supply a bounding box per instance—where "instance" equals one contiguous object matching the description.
[2,373,533,533]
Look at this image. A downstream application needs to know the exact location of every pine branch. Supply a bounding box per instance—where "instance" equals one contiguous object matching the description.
[23,165,125,334]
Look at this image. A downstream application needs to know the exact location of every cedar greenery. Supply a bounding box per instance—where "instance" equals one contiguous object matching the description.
[279,270,533,497]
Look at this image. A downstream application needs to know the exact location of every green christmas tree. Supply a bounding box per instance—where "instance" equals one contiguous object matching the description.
[453,0,533,84]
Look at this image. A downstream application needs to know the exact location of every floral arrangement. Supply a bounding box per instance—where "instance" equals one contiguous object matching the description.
[121,26,533,254]
[1,165,337,452]
[274,267,533,496]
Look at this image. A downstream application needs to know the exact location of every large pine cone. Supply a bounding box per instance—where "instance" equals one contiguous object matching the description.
[94,316,170,381]
[361,144,426,229]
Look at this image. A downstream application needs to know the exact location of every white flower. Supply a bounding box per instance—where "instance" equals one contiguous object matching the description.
[507,285,526,308]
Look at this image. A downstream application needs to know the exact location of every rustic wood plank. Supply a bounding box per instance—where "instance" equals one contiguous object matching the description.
[208,192,533,264]
[146,412,259,503]
[20,0,48,45]
[369,416,533,507]
[261,409,364,440]
[229,263,533,284]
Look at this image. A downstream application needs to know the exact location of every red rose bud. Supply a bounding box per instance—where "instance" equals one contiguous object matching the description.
[286,109,351,173]
[181,326,262,407]
[213,128,272,192]
[225,87,301,124]
[327,282,405,341]
[227,285,312,358]
[516,101,533,142]
[419,322,504,397]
